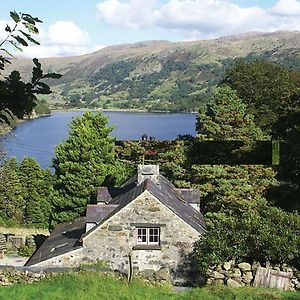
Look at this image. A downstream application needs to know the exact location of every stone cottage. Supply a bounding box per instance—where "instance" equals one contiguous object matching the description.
[26,165,207,277]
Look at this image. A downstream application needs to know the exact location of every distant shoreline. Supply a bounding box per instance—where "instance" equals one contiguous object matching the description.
[51,108,147,113]
[51,108,197,114]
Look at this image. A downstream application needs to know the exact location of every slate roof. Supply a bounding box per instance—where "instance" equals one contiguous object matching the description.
[25,217,86,267]
[82,175,207,238]
[176,188,200,204]
[86,204,118,223]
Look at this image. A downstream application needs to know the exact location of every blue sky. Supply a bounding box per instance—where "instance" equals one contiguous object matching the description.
[1,0,300,57]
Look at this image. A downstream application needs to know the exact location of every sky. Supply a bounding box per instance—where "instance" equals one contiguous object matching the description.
[1,0,300,58]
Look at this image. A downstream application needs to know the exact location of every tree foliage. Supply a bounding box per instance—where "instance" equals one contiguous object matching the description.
[194,207,300,271]
[196,86,267,142]
[52,112,129,224]
[0,158,25,225]
[191,164,278,214]
[0,157,53,228]
[0,11,61,126]
[19,157,53,228]
[222,60,300,132]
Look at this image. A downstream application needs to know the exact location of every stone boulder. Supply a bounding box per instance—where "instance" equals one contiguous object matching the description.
[238,262,251,272]
[155,267,170,281]
[223,261,232,271]
[242,271,253,284]
[226,278,242,288]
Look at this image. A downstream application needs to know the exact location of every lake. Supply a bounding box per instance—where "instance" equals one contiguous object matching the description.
[2,111,197,168]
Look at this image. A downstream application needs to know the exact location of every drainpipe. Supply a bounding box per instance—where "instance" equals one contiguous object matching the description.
[128,251,133,282]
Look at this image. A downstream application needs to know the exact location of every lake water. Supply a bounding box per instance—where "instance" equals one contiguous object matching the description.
[2,111,197,168]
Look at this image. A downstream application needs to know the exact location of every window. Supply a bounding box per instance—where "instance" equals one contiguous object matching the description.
[137,227,160,245]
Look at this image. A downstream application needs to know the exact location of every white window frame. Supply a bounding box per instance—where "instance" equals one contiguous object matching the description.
[136,227,160,245]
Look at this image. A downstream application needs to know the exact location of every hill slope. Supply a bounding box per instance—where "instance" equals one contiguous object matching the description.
[6,31,300,111]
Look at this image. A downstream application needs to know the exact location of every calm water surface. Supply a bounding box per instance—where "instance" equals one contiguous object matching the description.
[2,111,196,168]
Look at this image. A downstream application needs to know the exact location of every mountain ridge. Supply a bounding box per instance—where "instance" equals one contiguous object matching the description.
[5,30,300,112]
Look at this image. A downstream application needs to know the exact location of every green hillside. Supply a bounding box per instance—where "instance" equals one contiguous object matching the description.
[6,31,300,112]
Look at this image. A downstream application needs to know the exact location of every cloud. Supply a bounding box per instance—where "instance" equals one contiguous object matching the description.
[269,0,300,17]
[46,21,90,46]
[96,0,300,39]
[96,0,159,28]
[0,19,94,58]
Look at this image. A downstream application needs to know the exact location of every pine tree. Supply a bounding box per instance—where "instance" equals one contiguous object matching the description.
[0,158,25,225]
[196,86,267,142]
[52,112,129,224]
[18,157,53,228]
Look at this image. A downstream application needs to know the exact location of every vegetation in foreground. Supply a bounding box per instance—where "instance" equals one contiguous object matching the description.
[0,272,299,300]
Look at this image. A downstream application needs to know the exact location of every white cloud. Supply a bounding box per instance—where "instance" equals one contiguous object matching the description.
[96,0,300,39]
[269,0,300,17]
[96,0,159,28]
[0,19,94,58]
[46,21,90,46]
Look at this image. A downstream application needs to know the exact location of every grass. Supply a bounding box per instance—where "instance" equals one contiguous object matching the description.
[0,272,299,300]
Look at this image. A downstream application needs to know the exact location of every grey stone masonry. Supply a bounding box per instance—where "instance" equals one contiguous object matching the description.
[34,190,201,275]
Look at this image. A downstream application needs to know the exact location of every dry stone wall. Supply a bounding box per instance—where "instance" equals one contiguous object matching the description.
[206,261,300,291]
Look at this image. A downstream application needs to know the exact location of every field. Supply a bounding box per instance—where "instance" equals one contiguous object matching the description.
[0,272,299,300]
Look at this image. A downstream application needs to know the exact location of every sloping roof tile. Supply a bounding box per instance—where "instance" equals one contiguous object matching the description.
[25,217,86,267]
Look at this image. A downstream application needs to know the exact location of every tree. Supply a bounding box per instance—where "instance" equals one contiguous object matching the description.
[191,164,278,214]
[271,111,300,212]
[18,157,53,228]
[222,60,300,133]
[0,11,61,126]
[196,86,267,142]
[52,112,129,224]
[0,158,25,225]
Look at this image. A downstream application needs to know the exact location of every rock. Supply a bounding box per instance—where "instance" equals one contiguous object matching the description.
[212,271,225,279]
[108,225,122,231]
[155,267,170,281]
[230,268,242,278]
[242,271,253,284]
[206,278,213,285]
[226,278,242,288]
[238,263,251,272]
[140,269,155,280]
[223,262,232,271]
[215,265,222,272]
[212,279,224,286]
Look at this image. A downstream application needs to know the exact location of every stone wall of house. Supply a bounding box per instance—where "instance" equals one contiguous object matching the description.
[34,191,202,281]
[206,261,300,291]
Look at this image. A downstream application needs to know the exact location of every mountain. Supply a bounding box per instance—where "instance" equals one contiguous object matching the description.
[5,31,300,112]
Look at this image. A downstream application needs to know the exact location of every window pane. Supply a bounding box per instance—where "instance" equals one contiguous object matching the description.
[148,227,159,244]
[137,228,147,244]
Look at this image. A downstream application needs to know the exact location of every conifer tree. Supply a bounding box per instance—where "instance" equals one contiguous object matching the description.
[52,112,129,224]
[196,86,267,142]
[19,157,53,228]
[0,158,24,225]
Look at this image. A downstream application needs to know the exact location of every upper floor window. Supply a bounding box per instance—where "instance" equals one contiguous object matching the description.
[137,227,160,245]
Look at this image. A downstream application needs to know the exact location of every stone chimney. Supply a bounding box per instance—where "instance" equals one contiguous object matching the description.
[137,164,159,185]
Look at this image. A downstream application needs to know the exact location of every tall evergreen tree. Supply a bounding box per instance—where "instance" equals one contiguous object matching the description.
[18,157,53,228]
[0,158,25,225]
[52,112,129,224]
[196,86,267,142]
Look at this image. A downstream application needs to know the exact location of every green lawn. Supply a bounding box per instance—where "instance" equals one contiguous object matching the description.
[0,272,299,300]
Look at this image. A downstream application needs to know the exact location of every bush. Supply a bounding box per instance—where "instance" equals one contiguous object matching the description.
[193,205,300,271]
[18,244,36,257]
